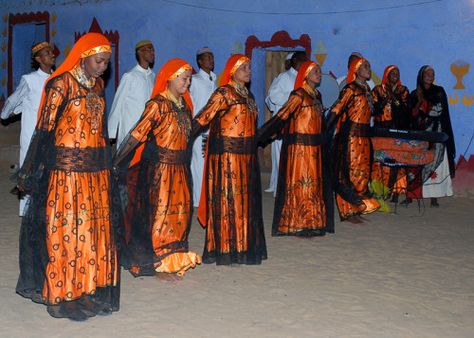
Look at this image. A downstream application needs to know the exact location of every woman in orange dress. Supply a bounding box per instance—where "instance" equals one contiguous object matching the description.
[257,61,334,236]
[193,54,267,265]
[327,57,380,222]
[16,33,119,320]
[114,58,201,278]
[370,65,410,207]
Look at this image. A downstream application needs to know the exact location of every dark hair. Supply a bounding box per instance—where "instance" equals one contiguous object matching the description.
[290,51,308,69]
[196,53,210,69]
[347,52,363,69]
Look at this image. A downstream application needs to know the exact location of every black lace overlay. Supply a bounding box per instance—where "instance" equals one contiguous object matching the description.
[16,71,121,321]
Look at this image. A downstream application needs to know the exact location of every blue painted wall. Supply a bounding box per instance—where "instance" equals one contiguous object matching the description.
[1,0,473,163]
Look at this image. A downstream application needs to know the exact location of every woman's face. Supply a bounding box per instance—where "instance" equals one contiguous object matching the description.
[82,52,111,78]
[168,69,192,96]
[232,61,251,84]
[423,68,435,87]
[357,61,371,81]
[306,64,322,86]
[387,68,400,85]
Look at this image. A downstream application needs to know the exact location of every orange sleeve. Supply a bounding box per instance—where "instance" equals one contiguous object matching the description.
[331,86,353,117]
[38,76,67,132]
[130,100,160,143]
[193,89,228,129]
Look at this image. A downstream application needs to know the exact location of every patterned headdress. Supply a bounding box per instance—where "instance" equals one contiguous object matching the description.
[219,54,250,87]
[294,61,319,90]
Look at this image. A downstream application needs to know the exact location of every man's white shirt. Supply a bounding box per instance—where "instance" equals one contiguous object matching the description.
[1,68,51,215]
[108,64,155,148]
[189,68,217,207]
[265,67,297,114]
[264,67,297,196]
[1,68,50,165]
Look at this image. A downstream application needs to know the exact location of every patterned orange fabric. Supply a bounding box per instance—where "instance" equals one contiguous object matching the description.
[130,58,193,167]
[194,80,266,264]
[331,82,380,219]
[128,94,200,276]
[39,69,117,303]
[371,84,409,126]
[218,54,250,87]
[370,65,410,201]
[259,82,329,235]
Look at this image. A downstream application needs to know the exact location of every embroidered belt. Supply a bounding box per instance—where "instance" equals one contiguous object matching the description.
[148,145,188,164]
[48,146,111,171]
[208,136,256,154]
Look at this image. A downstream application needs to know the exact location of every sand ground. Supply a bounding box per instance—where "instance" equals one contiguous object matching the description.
[1,122,473,338]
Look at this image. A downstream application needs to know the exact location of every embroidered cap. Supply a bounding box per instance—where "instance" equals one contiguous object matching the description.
[31,41,52,55]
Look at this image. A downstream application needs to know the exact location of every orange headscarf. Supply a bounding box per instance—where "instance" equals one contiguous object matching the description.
[346,57,367,85]
[381,65,401,86]
[150,58,194,111]
[294,61,318,90]
[36,32,111,119]
[219,54,250,87]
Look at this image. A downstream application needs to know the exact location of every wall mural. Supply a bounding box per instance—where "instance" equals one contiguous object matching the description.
[449,60,472,107]
[449,59,474,195]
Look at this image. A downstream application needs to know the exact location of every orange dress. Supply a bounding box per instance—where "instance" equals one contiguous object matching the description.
[330,81,380,220]
[193,82,267,265]
[17,67,119,318]
[123,93,200,276]
[258,84,333,236]
[371,84,410,199]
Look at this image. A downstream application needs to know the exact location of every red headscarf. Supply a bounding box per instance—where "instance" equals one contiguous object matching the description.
[36,32,111,119]
[294,61,318,90]
[381,65,401,86]
[219,54,250,87]
[150,58,194,112]
[346,57,367,85]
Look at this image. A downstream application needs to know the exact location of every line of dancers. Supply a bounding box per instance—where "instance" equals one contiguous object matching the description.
[9,33,455,320]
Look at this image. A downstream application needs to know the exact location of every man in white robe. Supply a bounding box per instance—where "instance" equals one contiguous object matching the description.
[108,40,155,148]
[1,41,55,216]
[189,47,217,207]
[264,51,308,196]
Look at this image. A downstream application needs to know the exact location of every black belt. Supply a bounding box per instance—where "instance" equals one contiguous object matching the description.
[344,122,371,137]
[285,132,325,146]
[147,145,188,164]
[208,136,256,154]
[48,146,111,171]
